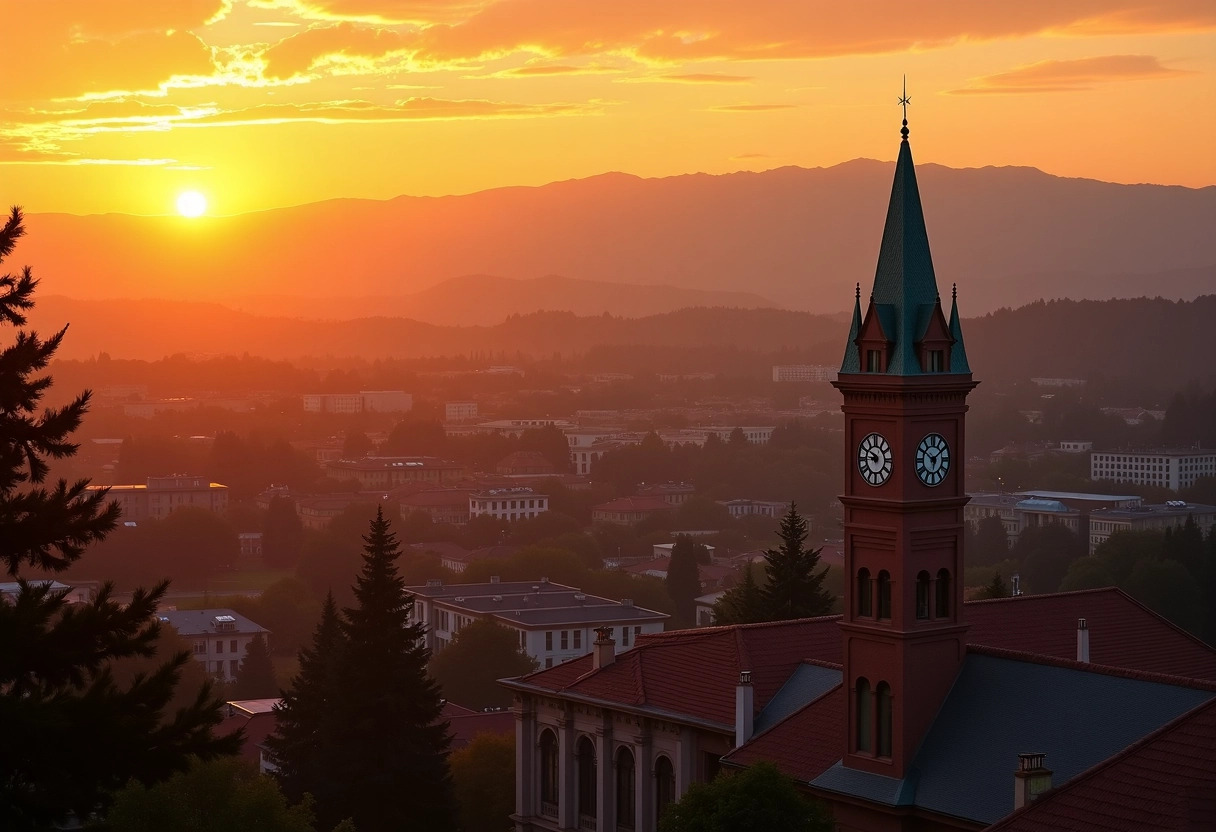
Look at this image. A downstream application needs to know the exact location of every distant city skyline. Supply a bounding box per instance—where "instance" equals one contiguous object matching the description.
[3,1,1214,216]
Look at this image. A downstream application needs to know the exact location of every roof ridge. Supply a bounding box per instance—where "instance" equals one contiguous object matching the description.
[967,644,1216,691]
[983,696,1216,831]
[964,586,1119,604]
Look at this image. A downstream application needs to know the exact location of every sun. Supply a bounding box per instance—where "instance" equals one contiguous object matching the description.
[176,190,207,218]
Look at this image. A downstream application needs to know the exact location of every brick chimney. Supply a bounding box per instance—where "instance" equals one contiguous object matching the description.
[1076,618,1090,663]
[735,670,755,747]
[592,626,615,670]
[1013,753,1053,810]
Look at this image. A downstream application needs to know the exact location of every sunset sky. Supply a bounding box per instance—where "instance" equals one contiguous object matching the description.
[3,0,1214,216]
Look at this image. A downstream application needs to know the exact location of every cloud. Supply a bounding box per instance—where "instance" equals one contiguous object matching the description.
[478,64,624,78]
[260,21,414,79]
[948,54,1192,94]
[709,103,797,112]
[731,152,771,159]
[636,73,754,84]
[251,0,489,25]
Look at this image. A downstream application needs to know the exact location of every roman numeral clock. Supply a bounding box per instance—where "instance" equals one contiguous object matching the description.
[915,433,950,486]
[857,432,893,486]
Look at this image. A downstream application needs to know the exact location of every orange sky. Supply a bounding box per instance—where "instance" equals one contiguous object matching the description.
[2,0,1214,216]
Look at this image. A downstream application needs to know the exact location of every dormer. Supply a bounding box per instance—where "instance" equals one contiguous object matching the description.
[856,299,894,374]
[915,299,954,373]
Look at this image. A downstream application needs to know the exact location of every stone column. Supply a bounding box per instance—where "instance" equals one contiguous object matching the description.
[557,707,576,830]
[635,721,653,832]
[596,713,614,832]
[515,695,536,822]
[676,726,697,798]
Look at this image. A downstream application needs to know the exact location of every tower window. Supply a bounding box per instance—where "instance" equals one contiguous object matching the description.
[877,571,892,620]
[866,350,883,372]
[915,571,930,620]
[856,678,873,753]
[928,350,945,372]
[857,568,872,617]
[876,683,893,758]
[936,569,951,618]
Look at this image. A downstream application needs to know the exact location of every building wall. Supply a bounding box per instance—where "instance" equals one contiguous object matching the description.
[1088,507,1216,553]
[446,401,479,422]
[772,364,836,383]
[1091,450,1216,491]
[469,493,550,521]
[89,478,229,521]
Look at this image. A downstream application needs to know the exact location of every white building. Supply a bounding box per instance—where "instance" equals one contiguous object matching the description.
[159,609,269,681]
[717,499,787,518]
[445,401,479,422]
[405,579,668,668]
[1057,440,1093,453]
[469,487,549,522]
[772,364,836,383]
[1091,448,1216,491]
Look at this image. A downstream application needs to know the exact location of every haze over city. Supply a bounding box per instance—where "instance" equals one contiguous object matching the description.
[1,2,1214,832]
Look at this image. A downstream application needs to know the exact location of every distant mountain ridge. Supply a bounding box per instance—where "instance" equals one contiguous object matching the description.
[21,160,1214,316]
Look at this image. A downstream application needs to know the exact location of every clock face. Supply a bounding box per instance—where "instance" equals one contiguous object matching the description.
[857,433,893,486]
[915,433,951,486]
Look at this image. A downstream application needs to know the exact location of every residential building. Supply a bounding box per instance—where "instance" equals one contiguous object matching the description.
[591,496,674,526]
[325,455,466,489]
[1030,377,1086,388]
[405,579,667,667]
[159,609,269,682]
[437,544,520,574]
[302,390,413,413]
[697,426,775,445]
[966,490,1142,551]
[445,401,479,422]
[88,475,228,521]
[1091,448,1216,491]
[294,493,364,530]
[400,489,474,525]
[1056,440,1092,453]
[772,364,836,383]
[469,488,549,522]
[1088,501,1216,552]
[635,482,695,506]
[0,580,97,605]
[121,397,200,418]
[717,499,787,518]
[496,451,558,476]
[216,699,281,774]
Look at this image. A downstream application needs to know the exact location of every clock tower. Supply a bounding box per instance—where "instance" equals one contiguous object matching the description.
[831,104,976,780]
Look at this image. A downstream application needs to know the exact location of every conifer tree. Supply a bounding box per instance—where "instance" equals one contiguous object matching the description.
[263,495,305,568]
[231,633,278,700]
[711,564,766,625]
[665,536,703,628]
[761,504,833,620]
[0,206,238,828]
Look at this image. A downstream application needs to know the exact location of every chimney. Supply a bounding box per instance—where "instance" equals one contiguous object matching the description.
[592,626,615,670]
[1013,753,1053,810]
[1076,618,1090,663]
[490,575,500,584]
[735,670,755,747]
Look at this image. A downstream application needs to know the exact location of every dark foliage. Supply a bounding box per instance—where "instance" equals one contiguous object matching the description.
[760,504,833,620]
[658,761,833,832]
[231,633,278,700]
[429,619,537,710]
[665,537,703,628]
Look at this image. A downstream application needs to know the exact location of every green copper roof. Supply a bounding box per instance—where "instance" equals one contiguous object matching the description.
[948,290,971,373]
[840,288,863,373]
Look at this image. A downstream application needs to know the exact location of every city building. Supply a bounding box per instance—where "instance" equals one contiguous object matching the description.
[302,390,413,413]
[159,609,269,682]
[0,580,96,605]
[1057,440,1093,453]
[1030,377,1087,388]
[399,489,474,525]
[325,455,466,490]
[1088,501,1216,552]
[496,451,558,476]
[591,496,674,526]
[468,488,550,522]
[405,579,667,668]
[501,115,1216,832]
[445,401,480,422]
[697,426,776,445]
[772,364,836,383]
[635,482,695,506]
[1091,448,1216,491]
[717,499,788,518]
[966,490,1143,551]
[121,397,201,418]
[88,475,228,521]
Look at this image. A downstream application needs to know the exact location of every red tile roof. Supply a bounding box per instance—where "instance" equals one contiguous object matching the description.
[506,588,1216,729]
[721,684,844,782]
[984,697,1216,832]
[448,711,515,750]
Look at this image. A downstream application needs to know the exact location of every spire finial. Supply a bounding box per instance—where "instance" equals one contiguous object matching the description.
[898,75,910,141]
[855,282,861,301]
[952,282,957,302]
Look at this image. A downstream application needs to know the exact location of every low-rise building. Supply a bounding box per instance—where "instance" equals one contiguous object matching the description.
[1057,440,1093,453]
[696,426,775,445]
[772,364,836,383]
[88,475,229,521]
[469,487,549,522]
[592,496,674,526]
[635,482,695,506]
[294,493,364,530]
[400,489,474,525]
[0,580,97,605]
[1088,501,1216,553]
[445,401,479,422]
[967,490,1143,550]
[1091,448,1216,491]
[405,579,668,668]
[717,499,787,518]
[159,609,269,682]
[325,456,466,490]
[302,390,413,413]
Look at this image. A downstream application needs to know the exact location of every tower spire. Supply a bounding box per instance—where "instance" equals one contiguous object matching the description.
[898,75,910,141]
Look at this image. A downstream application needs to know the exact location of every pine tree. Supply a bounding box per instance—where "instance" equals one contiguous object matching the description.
[761,504,833,620]
[231,633,278,700]
[976,572,1010,600]
[665,536,702,628]
[267,593,346,821]
[711,564,765,625]
[0,206,238,828]
[333,508,457,831]
[263,495,305,568]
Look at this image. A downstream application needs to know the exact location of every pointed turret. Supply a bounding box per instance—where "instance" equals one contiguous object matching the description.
[948,283,971,373]
[841,283,863,373]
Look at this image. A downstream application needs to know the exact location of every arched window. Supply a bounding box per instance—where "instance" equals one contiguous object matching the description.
[655,755,676,823]
[877,571,892,620]
[936,569,951,618]
[539,729,559,817]
[857,568,872,617]
[876,683,893,758]
[915,571,931,620]
[855,677,872,753]
[616,747,636,829]
[577,736,597,822]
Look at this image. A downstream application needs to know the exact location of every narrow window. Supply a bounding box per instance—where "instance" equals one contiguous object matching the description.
[655,756,676,823]
[928,350,944,372]
[915,571,931,620]
[876,683,893,758]
[573,629,582,649]
[936,569,951,618]
[857,568,873,617]
[877,571,892,620]
[616,747,636,829]
[577,737,597,822]
[216,640,224,654]
[866,350,882,372]
[545,631,553,651]
[856,678,873,753]
[560,631,569,650]
[539,730,559,816]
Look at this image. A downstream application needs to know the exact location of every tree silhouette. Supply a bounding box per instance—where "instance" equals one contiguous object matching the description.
[0,206,237,828]
[658,761,833,832]
[231,633,278,700]
[711,564,766,625]
[429,619,537,709]
[665,537,703,628]
[761,504,833,619]
[263,496,305,568]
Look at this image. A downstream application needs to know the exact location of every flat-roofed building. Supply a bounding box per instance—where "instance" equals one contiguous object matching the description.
[1092,448,1216,491]
[405,578,667,668]
[302,391,413,414]
[967,490,1143,549]
[400,489,474,525]
[159,609,269,682]
[772,364,836,383]
[88,475,228,521]
[469,487,549,522]
[445,401,479,422]
[1088,501,1216,553]
[718,498,787,518]
[325,456,466,490]
[592,496,674,526]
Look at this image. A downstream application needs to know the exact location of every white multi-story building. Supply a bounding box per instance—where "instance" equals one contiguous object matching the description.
[159,609,269,681]
[771,364,836,383]
[469,487,549,522]
[445,401,479,422]
[406,579,668,668]
[1091,448,1216,491]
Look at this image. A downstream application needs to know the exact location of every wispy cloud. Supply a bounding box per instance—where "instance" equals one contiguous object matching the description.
[709,103,797,112]
[948,54,1191,94]
[623,73,754,85]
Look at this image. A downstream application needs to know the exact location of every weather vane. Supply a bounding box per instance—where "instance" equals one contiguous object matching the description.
[899,75,910,140]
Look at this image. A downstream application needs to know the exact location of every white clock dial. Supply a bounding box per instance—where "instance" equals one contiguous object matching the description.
[857,433,893,486]
[915,433,951,486]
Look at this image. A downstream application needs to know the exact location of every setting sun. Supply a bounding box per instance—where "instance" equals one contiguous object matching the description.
[176,191,207,218]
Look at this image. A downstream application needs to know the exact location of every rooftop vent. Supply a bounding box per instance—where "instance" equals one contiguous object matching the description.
[489,575,500,584]
[574,593,586,602]
[426,579,443,588]
[493,595,502,602]
[621,598,634,607]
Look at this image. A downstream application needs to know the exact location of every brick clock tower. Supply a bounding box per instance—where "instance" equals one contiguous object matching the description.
[832,106,976,780]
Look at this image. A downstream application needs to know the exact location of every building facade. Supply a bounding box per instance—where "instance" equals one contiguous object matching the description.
[302,390,413,413]
[89,475,229,521]
[159,609,269,681]
[772,364,836,383]
[445,401,480,422]
[1091,448,1216,491]
[325,456,466,489]
[469,488,550,522]
[1088,501,1216,552]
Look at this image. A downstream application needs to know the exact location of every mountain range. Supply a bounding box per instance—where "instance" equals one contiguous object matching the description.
[20,160,1214,318]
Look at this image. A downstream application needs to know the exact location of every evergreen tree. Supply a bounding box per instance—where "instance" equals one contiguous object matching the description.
[231,633,278,700]
[263,495,305,568]
[761,504,833,619]
[428,619,537,709]
[711,565,766,625]
[971,516,1011,567]
[267,593,346,820]
[975,572,1010,600]
[665,536,702,628]
[335,508,456,832]
[0,206,238,828]
[659,761,833,832]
